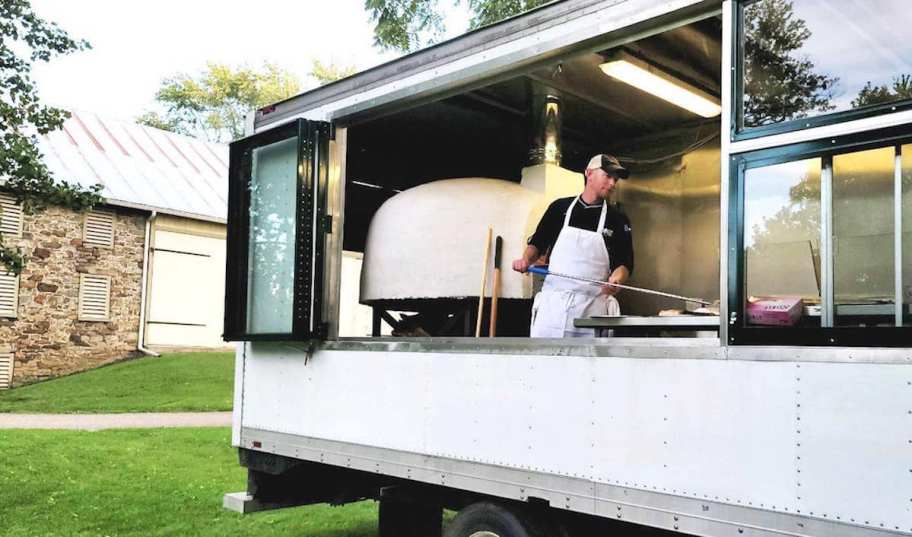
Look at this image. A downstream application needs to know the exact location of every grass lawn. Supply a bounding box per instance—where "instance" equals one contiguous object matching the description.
[0,427,378,537]
[0,352,235,413]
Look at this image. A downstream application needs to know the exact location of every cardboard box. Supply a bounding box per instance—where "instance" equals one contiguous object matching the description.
[746,297,804,326]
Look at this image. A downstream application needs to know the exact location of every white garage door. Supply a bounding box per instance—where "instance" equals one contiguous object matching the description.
[146,229,231,348]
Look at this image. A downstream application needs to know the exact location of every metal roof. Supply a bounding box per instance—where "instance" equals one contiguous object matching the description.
[253,0,718,130]
[38,111,228,223]
[252,0,593,129]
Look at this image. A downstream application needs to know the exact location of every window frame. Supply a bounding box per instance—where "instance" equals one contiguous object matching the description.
[728,123,912,346]
[731,0,912,142]
[0,351,13,390]
[0,271,19,319]
[77,273,111,322]
[0,192,23,238]
[223,118,331,342]
[83,210,115,248]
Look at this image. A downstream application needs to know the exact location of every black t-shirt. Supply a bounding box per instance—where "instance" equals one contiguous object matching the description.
[528,197,634,275]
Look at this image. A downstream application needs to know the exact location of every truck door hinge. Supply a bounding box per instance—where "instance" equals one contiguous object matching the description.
[322,214,333,233]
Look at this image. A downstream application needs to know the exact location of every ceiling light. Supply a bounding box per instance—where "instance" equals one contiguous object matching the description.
[599,51,721,118]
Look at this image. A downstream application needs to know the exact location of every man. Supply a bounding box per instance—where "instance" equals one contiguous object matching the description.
[512,154,634,338]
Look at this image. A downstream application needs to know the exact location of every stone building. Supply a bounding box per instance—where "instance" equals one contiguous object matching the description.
[0,112,230,388]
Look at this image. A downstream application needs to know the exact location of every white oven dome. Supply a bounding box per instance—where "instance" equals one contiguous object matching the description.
[360,178,549,303]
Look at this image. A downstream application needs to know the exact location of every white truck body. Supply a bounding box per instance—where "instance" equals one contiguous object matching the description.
[226,1,912,535]
[234,340,911,536]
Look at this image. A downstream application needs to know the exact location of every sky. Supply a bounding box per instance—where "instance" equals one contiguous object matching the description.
[30,0,471,122]
[786,0,912,112]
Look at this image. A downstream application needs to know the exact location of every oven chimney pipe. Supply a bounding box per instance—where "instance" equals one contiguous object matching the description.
[527,85,563,167]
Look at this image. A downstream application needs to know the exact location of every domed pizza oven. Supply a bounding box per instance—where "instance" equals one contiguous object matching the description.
[358,89,587,336]
[360,163,582,335]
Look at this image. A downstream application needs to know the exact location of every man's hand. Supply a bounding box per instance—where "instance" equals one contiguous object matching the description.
[601,266,629,296]
[512,245,540,273]
[512,258,530,273]
[600,279,621,296]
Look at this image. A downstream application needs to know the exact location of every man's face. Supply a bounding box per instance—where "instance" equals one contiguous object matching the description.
[586,168,620,199]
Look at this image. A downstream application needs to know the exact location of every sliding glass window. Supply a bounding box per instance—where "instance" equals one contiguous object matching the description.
[736,0,912,138]
[743,159,821,326]
[730,129,912,345]
[832,147,897,326]
[902,145,912,326]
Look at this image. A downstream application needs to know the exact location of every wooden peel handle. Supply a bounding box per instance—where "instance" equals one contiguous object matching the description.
[475,228,492,337]
[489,236,502,337]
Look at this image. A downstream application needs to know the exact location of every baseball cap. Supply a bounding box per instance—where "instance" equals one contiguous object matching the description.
[586,154,629,179]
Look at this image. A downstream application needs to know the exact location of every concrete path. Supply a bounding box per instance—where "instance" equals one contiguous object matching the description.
[0,411,232,431]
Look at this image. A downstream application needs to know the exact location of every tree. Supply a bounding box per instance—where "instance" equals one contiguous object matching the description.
[852,74,912,108]
[0,0,103,275]
[310,59,357,86]
[137,63,302,143]
[134,111,184,133]
[365,0,549,52]
[750,174,820,250]
[465,0,549,30]
[742,0,837,127]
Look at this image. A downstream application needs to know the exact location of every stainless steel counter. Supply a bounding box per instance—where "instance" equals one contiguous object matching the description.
[575,315,720,336]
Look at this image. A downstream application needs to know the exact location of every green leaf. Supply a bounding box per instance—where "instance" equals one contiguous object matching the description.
[141,62,302,143]
[0,1,101,273]
[365,0,549,52]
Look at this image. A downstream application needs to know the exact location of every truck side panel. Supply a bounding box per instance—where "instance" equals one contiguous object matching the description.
[238,344,912,533]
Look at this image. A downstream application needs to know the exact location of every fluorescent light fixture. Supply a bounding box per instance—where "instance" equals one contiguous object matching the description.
[599,51,721,118]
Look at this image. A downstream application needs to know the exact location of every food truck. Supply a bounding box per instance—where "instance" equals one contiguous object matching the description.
[222,1,912,535]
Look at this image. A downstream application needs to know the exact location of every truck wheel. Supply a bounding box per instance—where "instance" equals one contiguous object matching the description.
[443,502,547,537]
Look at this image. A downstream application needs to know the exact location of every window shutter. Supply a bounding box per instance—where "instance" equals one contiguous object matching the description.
[0,193,23,238]
[0,353,12,390]
[78,274,111,321]
[0,272,19,318]
[83,211,115,247]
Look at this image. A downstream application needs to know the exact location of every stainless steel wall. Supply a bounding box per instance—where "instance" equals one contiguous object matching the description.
[615,138,721,315]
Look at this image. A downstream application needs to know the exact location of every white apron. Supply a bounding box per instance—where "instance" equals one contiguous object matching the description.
[530,197,620,338]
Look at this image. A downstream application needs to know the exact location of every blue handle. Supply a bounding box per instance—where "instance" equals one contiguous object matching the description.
[527,265,549,276]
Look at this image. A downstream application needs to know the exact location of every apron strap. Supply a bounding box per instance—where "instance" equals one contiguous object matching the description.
[597,200,608,231]
[563,196,578,228]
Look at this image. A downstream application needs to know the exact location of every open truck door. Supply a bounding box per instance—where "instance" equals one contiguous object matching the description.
[224,119,331,341]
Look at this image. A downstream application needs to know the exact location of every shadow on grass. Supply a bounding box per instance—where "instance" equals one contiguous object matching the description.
[302,521,377,537]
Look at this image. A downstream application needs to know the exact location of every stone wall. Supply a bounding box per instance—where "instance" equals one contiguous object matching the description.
[0,205,146,385]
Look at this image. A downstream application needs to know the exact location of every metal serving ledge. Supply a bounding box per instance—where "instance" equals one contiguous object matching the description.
[575,315,720,337]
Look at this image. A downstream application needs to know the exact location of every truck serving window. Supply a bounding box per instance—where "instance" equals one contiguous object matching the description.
[728,128,912,346]
[335,17,725,340]
[224,119,330,341]
[734,0,912,140]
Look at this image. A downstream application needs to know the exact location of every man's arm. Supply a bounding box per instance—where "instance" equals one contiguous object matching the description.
[602,212,633,295]
[512,244,541,273]
[513,198,563,273]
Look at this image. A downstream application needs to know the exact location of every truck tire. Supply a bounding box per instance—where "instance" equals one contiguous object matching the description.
[443,502,548,537]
